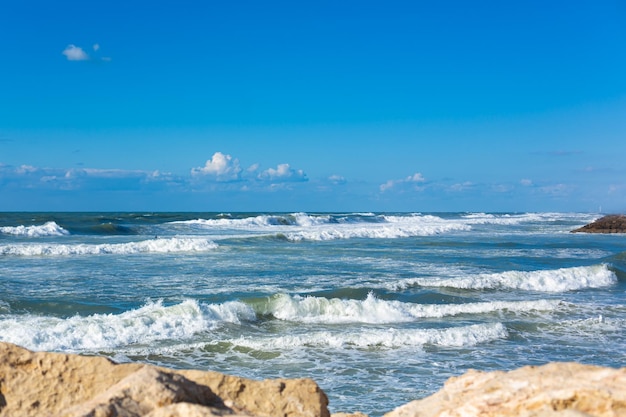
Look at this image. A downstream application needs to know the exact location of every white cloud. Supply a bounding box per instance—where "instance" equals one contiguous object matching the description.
[16,165,38,174]
[406,173,425,183]
[380,172,426,192]
[539,183,571,196]
[492,184,512,193]
[520,179,533,186]
[93,43,100,51]
[258,163,307,182]
[62,44,89,61]
[449,181,474,192]
[191,152,242,181]
[380,180,395,192]
[1,163,172,193]
[328,174,346,185]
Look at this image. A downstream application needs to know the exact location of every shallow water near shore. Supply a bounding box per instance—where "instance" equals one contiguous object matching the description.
[1,212,625,416]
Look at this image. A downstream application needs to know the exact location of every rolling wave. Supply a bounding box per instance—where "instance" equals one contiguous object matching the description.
[0,299,255,352]
[86,223,138,236]
[171,213,333,228]
[256,293,561,324]
[283,223,470,241]
[395,264,616,292]
[0,221,69,237]
[163,212,601,240]
[460,212,599,226]
[0,237,218,256]
[230,322,508,349]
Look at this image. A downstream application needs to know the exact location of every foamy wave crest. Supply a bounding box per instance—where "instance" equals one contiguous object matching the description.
[406,264,616,292]
[460,212,598,226]
[285,215,470,241]
[0,237,218,256]
[172,213,469,241]
[0,299,255,352]
[232,323,507,349]
[173,213,331,228]
[0,221,69,237]
[260,293,560,323]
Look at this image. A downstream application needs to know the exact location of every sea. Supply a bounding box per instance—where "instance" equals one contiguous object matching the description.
[1,212,625,416]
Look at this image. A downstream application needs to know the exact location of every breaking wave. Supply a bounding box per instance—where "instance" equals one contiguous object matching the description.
[256,293,561,324]
[0,221,69,237]
[172,213,332,228]
[0,237,218,256]
[460,212,598,226]
[171,213,470,241]
[0,299,255,352]
[397,264,616,292]
[230,322,508,349]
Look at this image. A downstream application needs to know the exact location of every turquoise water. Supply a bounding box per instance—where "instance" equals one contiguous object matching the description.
[1,212,625,415]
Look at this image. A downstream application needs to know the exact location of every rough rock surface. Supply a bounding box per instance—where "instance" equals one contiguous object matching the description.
[0,342,329,417]
[3,342,626,417]
[572,215,626,233]
[384,362,626,417]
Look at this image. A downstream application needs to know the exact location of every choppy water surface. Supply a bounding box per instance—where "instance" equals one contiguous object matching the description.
[1,212,625,416]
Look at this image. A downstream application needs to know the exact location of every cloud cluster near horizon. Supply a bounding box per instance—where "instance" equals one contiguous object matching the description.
[191,152,308,183]
[0,152,312,194]
[380,173,426,192]
[1,149,617,211]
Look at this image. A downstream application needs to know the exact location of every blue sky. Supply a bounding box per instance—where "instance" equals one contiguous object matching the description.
[1,0,625,212]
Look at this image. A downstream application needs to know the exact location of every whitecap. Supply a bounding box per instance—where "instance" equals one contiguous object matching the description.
[230,322,507,350]
[406,264,616,292]
[0,299,255,352]
[260,293,560,324]
[0,221,70,237]
[0,237,218,256]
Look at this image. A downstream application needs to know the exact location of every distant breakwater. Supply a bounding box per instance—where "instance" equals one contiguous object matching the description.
[572,214,626,233]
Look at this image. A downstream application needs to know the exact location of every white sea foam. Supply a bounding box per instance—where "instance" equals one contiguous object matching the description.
[0,299,255,352]
[231,322,507,349]
[173,213,331,228]
[403,264,616,292]
[260,293,560,324]
[284,216,470,241]
[0,221,69,237]
[0,237,218,256]
[460,212,598,226]
[171,213,470,241]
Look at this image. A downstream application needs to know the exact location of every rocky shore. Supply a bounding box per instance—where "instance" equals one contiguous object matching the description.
[572,214,626,233]
[1,343,626,417]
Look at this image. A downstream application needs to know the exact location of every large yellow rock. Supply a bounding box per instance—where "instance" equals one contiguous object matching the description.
[0,342,329,417]
[384,362,626,417]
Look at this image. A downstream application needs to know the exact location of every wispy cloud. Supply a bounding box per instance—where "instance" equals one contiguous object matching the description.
[0,164,168,191]
[448,181,474,192]
[380,172,425,192]
[531,150,584,157]
[538,183,572,196]
[62,43,111,62]
[328,175,346,185]
[258,163,307,182]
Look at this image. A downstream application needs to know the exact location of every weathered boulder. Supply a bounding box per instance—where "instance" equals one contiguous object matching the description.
[384,362,626,417]
[4,342,626,417]
[572,215,626,233]
[0,342,329,417]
